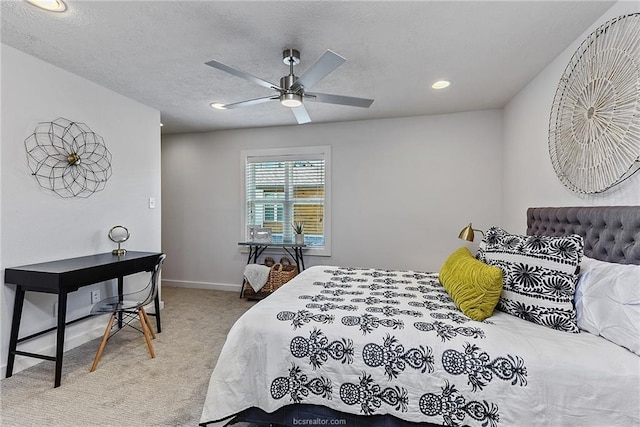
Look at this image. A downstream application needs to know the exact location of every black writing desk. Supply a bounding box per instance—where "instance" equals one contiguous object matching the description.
[4,251,163,387]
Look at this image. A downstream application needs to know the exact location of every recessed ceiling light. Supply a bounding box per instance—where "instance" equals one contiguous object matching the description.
[210,103,227,110]
[431,80,451,90]
[25,0,67,12]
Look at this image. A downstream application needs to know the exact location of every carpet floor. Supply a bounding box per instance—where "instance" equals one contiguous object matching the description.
[0,286,254,426]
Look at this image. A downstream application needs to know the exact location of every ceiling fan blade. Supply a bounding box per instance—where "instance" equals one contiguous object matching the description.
[220,96,279,109]
[305,92,374,108]
[205,60,281,91]
[290,50,346,92]
[291,104,312,124]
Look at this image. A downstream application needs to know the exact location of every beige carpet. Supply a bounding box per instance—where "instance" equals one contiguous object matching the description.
[0,287,254,426]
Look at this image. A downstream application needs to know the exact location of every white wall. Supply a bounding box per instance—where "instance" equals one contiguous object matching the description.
[161,111,503,291]
[502,1,640,233]
[0,45,162,375]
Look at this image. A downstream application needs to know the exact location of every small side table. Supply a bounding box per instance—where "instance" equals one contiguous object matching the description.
[238,242,307,298]
[238,242,307,271]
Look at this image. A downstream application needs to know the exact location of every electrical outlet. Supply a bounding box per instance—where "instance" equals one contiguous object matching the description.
[91,290,100,305]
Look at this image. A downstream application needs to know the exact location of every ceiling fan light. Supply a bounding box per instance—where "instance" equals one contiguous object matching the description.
[210,102,227,110]
[25,0,67,12]
[280,93,302,108]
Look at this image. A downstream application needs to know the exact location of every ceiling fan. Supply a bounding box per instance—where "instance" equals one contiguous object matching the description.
[205,48,374,124]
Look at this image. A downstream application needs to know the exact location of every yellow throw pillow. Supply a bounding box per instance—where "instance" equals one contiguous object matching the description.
[439,247,503,321]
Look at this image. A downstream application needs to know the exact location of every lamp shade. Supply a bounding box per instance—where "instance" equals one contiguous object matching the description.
[458,223,476,242]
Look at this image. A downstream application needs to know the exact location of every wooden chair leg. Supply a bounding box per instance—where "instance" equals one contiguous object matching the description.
[140,307,156,339]
[90,314,116,372]
[138,310,155,359]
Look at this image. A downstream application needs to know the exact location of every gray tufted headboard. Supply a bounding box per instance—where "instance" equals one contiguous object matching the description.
[527,206,640,265]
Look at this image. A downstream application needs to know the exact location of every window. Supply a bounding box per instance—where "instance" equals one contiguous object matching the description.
[242,146,331,256]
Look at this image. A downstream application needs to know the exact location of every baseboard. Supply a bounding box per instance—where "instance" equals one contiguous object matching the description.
[162,279,241,293]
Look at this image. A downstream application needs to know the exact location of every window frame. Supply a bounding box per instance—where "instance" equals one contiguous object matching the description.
[240,145,331,257]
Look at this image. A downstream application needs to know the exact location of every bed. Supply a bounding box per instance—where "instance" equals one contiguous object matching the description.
[200,206,640,427]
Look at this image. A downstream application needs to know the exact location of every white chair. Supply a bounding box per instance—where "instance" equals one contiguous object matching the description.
[90,254,166,372]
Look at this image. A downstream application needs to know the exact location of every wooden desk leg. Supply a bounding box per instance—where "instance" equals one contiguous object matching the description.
[54,291,68,388]
[153,293,162,333]
[6,286,25,378]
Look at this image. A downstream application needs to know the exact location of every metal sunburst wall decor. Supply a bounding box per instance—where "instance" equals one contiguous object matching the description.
[548,13,640,194]
[24,118,113,198]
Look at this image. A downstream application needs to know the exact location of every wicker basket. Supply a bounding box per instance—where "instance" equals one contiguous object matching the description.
[243,257,298,300]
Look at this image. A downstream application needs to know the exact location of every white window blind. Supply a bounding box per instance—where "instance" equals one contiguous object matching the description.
[242,146,330,254]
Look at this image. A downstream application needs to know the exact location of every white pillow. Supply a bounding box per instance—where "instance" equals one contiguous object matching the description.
[575,256,640,355]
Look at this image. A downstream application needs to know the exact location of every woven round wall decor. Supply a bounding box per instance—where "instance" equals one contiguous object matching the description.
[24,118,112,198]
[548,13,640,194]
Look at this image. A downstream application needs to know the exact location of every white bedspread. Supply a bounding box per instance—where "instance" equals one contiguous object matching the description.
[200,266,640,426]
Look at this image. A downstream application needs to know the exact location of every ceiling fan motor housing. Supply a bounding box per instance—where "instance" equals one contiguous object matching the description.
[280,75,299,91]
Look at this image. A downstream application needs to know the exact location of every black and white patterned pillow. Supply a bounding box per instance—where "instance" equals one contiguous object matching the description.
[477,226,584,333]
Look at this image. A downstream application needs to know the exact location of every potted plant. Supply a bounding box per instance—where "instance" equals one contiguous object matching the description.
[292,221,304,244]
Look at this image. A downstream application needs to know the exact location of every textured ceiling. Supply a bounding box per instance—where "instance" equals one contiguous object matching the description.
[1,0,615,134]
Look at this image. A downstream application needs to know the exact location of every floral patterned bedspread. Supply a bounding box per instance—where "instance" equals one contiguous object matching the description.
[200,266,639,426]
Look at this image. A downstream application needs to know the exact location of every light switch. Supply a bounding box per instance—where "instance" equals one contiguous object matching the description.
[149,197,156,209]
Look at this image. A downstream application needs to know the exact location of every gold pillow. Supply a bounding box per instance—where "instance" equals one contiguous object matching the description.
[439,247,503,321]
